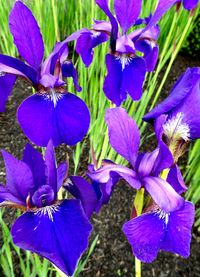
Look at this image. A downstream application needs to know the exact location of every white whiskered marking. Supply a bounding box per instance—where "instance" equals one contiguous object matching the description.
[156,210,170,225]
[91,30,101,38]
[45,89,63,107]
[163,112,190,141]
[0,72,5,77]
[35,205,60,222]
[115,55,132,71]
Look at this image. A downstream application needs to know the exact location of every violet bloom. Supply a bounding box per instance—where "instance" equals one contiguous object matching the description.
[143,67,200,161]
[88,107,194,261]
[68,0,160,106]
[0,141,92,276]
[0,1,90,147]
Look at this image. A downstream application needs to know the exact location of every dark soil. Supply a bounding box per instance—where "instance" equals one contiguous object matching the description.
[0,55,200,277]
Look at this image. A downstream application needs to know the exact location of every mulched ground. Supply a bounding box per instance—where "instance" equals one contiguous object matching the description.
[0,55,200,277]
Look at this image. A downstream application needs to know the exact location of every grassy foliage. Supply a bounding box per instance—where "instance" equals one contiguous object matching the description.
[0,0,199,275]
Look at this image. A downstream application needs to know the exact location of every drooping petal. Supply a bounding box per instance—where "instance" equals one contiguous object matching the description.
[17,92,90,147]
[105,107,140,167]
[183,0,199,10]
[23,144,46,190]
[160,201,195,257]
[0,74,16,112]
[87,163,141,190]
[143,176,184,212]
[1,150,34,205]
[62,62,82,92]
[114,0,142,34]
[143,67,200,122]
[122,212,165,262]
[11,200,92,276]
[76,31,108,67]
[9,1,44,70]
[103,54,146,105]
[121,56,146,101]
[103,54,125,106]
[167,165,187,194]
[0,54,38,85]
[44,141,57,195]
[65,176,98,218]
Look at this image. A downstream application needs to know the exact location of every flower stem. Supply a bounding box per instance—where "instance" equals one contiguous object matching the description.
[133,188,144,277]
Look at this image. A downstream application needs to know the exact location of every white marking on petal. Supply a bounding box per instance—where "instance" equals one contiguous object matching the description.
[45,89,63,107]
[0,72,5,77]
[156,209,170,225]
[91,30,101,38]
[116,55,133,71]
[163,112,190,142]
[35,205,60,222]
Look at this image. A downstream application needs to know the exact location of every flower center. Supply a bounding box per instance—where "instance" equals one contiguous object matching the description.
[156,209,170,225]
[46,89,63,107]
[34,205,59,222]
[116,54,133,71]
[31,185,55,208]
[163,112,190,142]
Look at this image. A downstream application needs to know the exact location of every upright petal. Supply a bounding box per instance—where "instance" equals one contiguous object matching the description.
[65,176,98,218]
[160,201,195,257]
[122,212,165,262]
[11,200,92,276]
[62,62,82,92]
[1,150,34,205]
[9,1,44,70]
[44,141,57,195]
[105,107,140,167]
[0,74,16,112]
[143,176,184,212]
[114,0,142,34]
[17,92,90,147]
[57,162,68,192]
[23,144,46,190]
[144,0,179,32]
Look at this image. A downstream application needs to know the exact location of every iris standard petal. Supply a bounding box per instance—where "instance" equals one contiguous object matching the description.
[136,150,158,177]
[0,74,16,112]
[105,107,140,167]
[143,176,184,212]
[0,184,25,206]
[0,54,38,85]
[44,141,57,195]
[23,144,46,190]
[9,1,44,70]
[167,165,187,194]
[114,0,142,34]
[122,212,165,263]
[65,176,98,218]
[1,150,34,205]
[11,200,92,276]
[17,92,90,147]
[160,201,195,257]
[57,162,68,192]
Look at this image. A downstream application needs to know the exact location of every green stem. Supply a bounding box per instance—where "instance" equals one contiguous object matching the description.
[51,0,60,41]
[133,188,144,277]
[150,14,193,110]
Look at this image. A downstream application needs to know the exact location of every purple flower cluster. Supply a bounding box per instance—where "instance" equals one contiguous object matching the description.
[0,0,199,275]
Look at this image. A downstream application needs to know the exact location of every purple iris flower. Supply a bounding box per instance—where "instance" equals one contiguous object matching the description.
[0,1,90,147]
[143,67,200,161]
[68,0,160,106]
[87,107,195,261]
[0,141,92,276]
